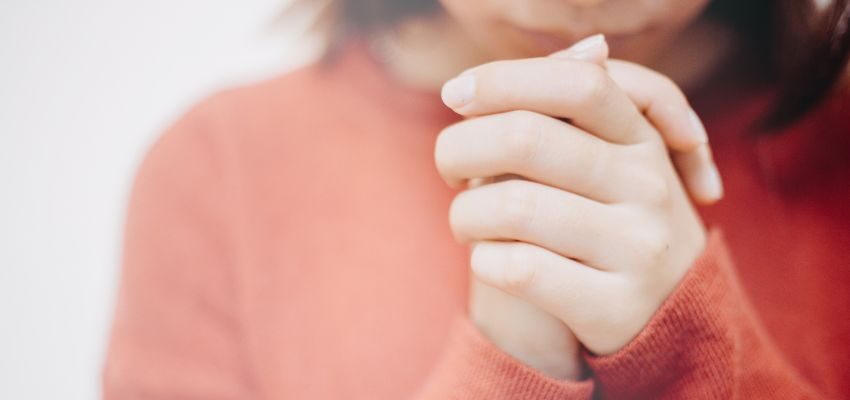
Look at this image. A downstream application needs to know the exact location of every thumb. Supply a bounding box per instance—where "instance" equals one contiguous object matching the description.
[548,34,609,65]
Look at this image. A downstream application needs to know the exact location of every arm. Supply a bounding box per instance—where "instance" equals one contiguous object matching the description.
[102,97,255,399]
[434,35,828,398]
[416,230,826,399]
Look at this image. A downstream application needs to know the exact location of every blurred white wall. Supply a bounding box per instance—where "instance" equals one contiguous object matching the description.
[0,1,316,398]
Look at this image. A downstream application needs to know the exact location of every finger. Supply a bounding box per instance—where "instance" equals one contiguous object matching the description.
[551,38,723,203]
[441,57,655,145]
[605,60,724,203]
[450,178,625,270]
[436,110,646,203]
[469,240,613,340]
[605,60,707,152]
[672,143,724,204]
[548,33,609,64]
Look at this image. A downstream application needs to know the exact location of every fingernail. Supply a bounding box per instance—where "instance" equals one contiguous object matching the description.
[702,164,724,200]
[572,34,606,53]
[551,34,605,60]
[689,109,709,144]
[441,74,476,109]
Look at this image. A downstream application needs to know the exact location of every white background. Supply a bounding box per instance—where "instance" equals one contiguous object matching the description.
[0,1,315,398]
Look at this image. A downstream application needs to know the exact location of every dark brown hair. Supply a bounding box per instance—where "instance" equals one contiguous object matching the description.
[292,0,850,132]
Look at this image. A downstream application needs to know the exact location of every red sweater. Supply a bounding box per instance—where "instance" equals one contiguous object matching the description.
[103,38,850,399]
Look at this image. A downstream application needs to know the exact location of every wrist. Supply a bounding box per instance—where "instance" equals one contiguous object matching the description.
[470,279,584,380]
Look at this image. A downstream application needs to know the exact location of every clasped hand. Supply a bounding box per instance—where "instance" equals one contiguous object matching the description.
[435,35,722,363]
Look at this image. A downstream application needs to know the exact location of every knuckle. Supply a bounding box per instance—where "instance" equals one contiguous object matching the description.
[500,244,539,291]
[622,144,671,204]
[641,173,672,206]
[504,110,545,165]
[497,180,538,236]
[573,64,612,108]
[629,223,671,267]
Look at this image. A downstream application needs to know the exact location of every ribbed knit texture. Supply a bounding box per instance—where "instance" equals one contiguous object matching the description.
[414,316,594,399]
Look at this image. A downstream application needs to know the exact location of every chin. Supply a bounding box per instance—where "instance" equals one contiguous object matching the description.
[485,21,679,66]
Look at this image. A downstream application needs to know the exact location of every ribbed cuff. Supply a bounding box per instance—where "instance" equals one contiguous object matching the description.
[415,315,594,399]
[583,227,736,399]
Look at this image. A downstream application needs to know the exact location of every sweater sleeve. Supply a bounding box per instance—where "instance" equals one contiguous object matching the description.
[102,98,256,399]
[582,227,824,399]
[413,315,595,399]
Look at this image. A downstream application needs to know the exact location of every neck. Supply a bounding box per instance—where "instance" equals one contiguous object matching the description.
[367,14,493,92]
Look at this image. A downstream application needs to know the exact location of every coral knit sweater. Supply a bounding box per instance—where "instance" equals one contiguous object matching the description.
[102,38,850,399]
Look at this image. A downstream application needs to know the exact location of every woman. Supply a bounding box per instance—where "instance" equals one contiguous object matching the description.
[103,0,850,398]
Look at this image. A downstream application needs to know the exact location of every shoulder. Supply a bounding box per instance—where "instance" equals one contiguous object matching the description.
[203,60,343,122]
[137,59,344,179]
[168,59,343,145]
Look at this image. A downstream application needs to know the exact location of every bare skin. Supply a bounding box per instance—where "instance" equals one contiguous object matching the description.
[370,0,734,379]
